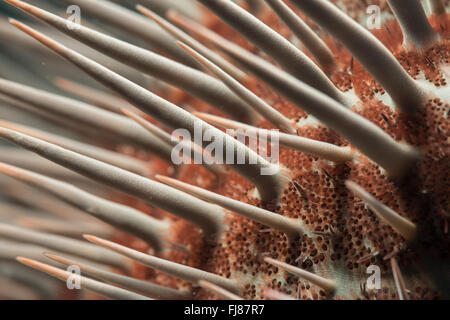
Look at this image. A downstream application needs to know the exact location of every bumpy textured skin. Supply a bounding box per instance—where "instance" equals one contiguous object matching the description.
[109,2,449,300]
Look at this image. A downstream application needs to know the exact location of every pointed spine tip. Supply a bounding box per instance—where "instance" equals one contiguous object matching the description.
[345,180,417,242]
[390,257,410,300]
[136,4,246,81]
[0,160,168,250]
[6,0,256,121]
[263,287,297,300]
